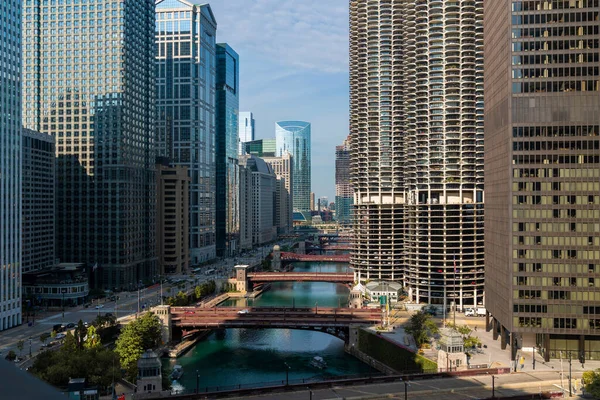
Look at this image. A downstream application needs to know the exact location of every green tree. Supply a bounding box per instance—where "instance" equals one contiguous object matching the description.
[75,320,87,349]
[62,331,78,354]
[583,369,600,398]
[84,325,102,349]
[446,323,481,350]
[50,330,57,339]
[404,311,439,348]
[16,340,25,357]
[195,285,202,300]
[115,312,162,381]
[40,332,51,346]
[5,350,16,361]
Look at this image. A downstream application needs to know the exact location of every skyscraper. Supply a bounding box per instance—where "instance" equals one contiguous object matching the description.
[349,0,406,282]
[155,1,217,265]
[23,0,157,289]
[485,0,600,360]
[275,121,311,218]
[216,43,240,257]
[245,138,276,157]
[335,137,352,225]
[239,112,255,155]
[349,0,485,311]
[22,129,55,274]
[264,152,294,233]
[0,0,22,331]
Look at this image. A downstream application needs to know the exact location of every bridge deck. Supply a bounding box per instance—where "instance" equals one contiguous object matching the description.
[171,307,380,328]
[247,272,354,283]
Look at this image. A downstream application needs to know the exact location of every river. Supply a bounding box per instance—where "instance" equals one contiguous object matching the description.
[164,261,374,392]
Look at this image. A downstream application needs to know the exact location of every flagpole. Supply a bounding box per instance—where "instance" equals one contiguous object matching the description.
[454,254,457,327]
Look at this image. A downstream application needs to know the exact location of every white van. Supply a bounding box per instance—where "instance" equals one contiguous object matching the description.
[464,308,476,317]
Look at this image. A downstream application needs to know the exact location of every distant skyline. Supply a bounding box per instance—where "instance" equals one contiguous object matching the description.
[209,0,349,200]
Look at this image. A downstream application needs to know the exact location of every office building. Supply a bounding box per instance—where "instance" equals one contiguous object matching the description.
[239,112,255,155]
[239,155,277,246]
[245,138,276,157]
[155,1,217,265]
[485,0,600,361]
[22,129,55,274]
[216,43,240,257]
[239,166,252,250]
[335,137,353,225]
[274,178,292,235]
[275,121,311,218]
[23,0,157,290]
[349,0,485,311]
[311,192,316,212]
[156,159,190,275]
[318,197,329,211]
[264,152,294,233]
[0,0,22,331]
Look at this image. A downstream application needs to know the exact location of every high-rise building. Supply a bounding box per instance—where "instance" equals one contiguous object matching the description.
[245,139,276,157]
[350,0,485,310]
[239,112,255,155]
[239,155,277,246]
[275,121,311,218]
[155,1,217,265]
[485,0,600,361]
[22,129,55,274]
[1,0,22,331]
[23,0,157,290]
[318,197,329,211]
[310,192,316,212]
[335,137,353,225]
[216,43,240,257]
[264,152,294,233]
[156,159,190,275]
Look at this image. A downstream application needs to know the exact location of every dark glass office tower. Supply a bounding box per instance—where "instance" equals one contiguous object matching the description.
[485,0,600,360]
[1,0,22,330]
[216,43,240,257]
[155,1,218,265]
[23,0,157,289]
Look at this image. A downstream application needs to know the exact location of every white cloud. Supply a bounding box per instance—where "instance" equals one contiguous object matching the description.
[211,0,349,73]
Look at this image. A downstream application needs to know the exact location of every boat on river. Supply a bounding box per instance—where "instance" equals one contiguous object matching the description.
[310,356,327,369]
[170,365,184,381]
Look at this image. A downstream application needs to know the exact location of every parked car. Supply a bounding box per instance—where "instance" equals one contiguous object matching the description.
[65,323,75,329]
[465,308,476,317]
[95,304,104,309]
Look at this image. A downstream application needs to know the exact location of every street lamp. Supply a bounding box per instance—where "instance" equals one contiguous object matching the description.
[487,373,496,399]
[29,337,32,358]
[284,362,290,386]
[568,351,572,397]
[403,378,410,400]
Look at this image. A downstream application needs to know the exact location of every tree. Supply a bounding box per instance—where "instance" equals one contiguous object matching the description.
[404,311,439,348]
[61,331,78,354]
[40,332,51,346]
[16,340,25,357]
[84,325,102,349]
[115,312,162,381]
[5,350,16,361]
[75,320,86,349]
[583,369,600,398]
[446,323,482,351]
[195,285,202,300]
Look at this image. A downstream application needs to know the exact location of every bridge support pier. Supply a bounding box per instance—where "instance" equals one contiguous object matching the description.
[297,241,306,254]
[152,305,172,344]
[272,246,281,271]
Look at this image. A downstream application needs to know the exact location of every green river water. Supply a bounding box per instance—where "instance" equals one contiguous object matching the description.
[164,262,374,393]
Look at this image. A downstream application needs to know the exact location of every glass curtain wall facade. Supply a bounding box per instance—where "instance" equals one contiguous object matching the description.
[485,0,600,361]
[155,1,217,265]
[238,111,255,155]
[216,43,240,257]
[22,129,55,274]
[0,0,22,331]
[335,137,353,225]
[275,121,311,218]
[23,0,157,290]
[403,0,485,309]
[245,139,276,157]
[349,0,405,282]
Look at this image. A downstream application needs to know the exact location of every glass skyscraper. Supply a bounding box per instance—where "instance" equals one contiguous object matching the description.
[0,0,22,331]
[335,137,352,225]
[23,0,157,290]
[238,111,255,155]
[155,1,217,265]
[275,121,311,217]
[216,43,240,257]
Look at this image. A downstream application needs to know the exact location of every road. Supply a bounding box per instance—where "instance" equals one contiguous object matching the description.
[0,242,289,364]
[228,371,584,400]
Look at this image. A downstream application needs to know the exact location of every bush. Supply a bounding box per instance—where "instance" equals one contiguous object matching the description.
[358,329,437,373]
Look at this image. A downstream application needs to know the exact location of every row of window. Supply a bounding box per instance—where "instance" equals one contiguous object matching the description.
[511,24,599,39]
[516,276,600,287]
[513,125,599,138]
[513,195,600,206]
[514,140,600,151]
[512,1,600,12]
[518,290,600,301]
[512,11,599,24]
[513,66,599,79]
[513,154,600,164]
[513,79,599,93]
[512,52,599,66]
[516,248,600,260]
[515,262,599,273]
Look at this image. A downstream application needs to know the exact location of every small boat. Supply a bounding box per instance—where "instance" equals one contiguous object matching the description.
[310,356,327,369]
[170,365,184,381]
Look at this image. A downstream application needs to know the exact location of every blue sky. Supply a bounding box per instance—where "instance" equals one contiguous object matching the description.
[209,0,350,201]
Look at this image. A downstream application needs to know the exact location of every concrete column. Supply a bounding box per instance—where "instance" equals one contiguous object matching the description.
[272,245,281,271]
[544,334,550,362]
[510,332,517,361]
[580,335,586,363]
[492,318,499,340]
[486,311,491,332]
[500,325,507,350]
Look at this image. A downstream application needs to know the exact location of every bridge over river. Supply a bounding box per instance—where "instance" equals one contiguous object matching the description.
[247,272,354,284]
[156,306,381,342]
